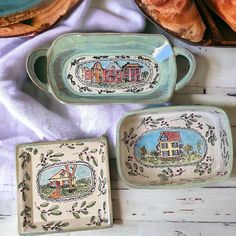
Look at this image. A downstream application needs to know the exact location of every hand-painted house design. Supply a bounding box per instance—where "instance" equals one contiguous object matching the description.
[48,167,76,188]
[157,131,182,158]
[78,60,143,84]
[122,62,142,82]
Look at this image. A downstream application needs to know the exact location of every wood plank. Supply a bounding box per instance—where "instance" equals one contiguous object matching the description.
[111,188,236,222]
[1,216,236,236]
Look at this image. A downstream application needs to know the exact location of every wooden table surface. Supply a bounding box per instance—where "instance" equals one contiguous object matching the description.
[1,24,236,236]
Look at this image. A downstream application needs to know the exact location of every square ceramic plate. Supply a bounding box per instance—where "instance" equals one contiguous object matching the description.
[117,106,233,188]
[16,137,113,234]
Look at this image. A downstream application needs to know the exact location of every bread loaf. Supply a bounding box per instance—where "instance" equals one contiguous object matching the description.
[204,0,236,32]
[138,0,206,42]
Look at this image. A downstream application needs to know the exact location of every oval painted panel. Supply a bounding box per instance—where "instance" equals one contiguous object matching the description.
[65,55,159,95]
[37,162,96,202]
[134,128,207,167]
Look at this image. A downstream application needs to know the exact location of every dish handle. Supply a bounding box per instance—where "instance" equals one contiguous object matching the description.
[174,47,196,91]
[26,48,49,93]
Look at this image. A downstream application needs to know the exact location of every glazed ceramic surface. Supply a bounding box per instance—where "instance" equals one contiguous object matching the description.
[0,0,46,16]
[16,137,113,234]
[26,33,196,104]
[117,106,233,188]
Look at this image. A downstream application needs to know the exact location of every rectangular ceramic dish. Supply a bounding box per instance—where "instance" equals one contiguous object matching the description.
[16,137,113,234]
[26,33,195,104]
[117,106,233,188]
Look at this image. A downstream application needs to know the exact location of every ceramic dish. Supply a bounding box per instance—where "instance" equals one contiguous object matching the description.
[117,106,233,188]
[135,0,236,46]
[26,33,196,104]
[16,137,113,234]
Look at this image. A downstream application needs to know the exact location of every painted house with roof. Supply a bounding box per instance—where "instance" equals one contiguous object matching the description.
[103,62,123,83]
[157,131,182,158]
[48,168,76,188]
[122,62,143,82]
[78,60,143,84]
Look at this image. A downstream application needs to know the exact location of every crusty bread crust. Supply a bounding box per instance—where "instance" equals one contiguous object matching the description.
[139,0,206,42]
[204,0,236,32]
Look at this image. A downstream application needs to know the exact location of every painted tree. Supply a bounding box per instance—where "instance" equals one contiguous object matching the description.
[196,140,202,154]
[141,71,149,79]
[183,144,193,156]
[140,146,147,156]
[65,164,77,189]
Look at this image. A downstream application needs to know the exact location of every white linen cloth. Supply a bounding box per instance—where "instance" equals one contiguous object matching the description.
[0,0,146,194]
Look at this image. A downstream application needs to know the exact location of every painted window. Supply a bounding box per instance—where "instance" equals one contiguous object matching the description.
[162,151,170,157]
[172,150,179,156]
[172,142,179,148]
[161,143,168,149]
[160,135,168,141]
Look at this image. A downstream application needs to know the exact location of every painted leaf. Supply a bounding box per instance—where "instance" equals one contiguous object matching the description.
[158,174,167,180]
[81,210,89,215]
[41,213,47,221]
[129,127,134,135]
[90,216,95,223]
[90,149,98,153]
[40,202,49,207]
[51,153,64,157]
[92,158,98,167]
[47,149,54,156]
[22,191,27,201]
[87,201,96,208]
[25,172,31,181]
[133,163,138,170]
[73,212,80,219]
[26,147,33,152]
[20,210,26,216]
[207,168,212,174]
[103,201,106,211]
[72,202,78,209]
[167,168,173,174]
[40,153,44,162]
[100,169,104,179]
[81,201,87,208]
[50,158,61,162]
[23,220,27,227]
[131,134,137,139]
[139,166,144,172]
[29,224,37,229]
[33,149,38,155]
[18,182,23,189]
[26,154,31,162]
[51,210,62,216]
[21,160,26,169]
[125,162,132,169]
[24,183,30,191]
[61,222,69,227]
[123,131,128,139]
[76,142,84,146]
[48,205,59,211]
[45,222,54,227]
